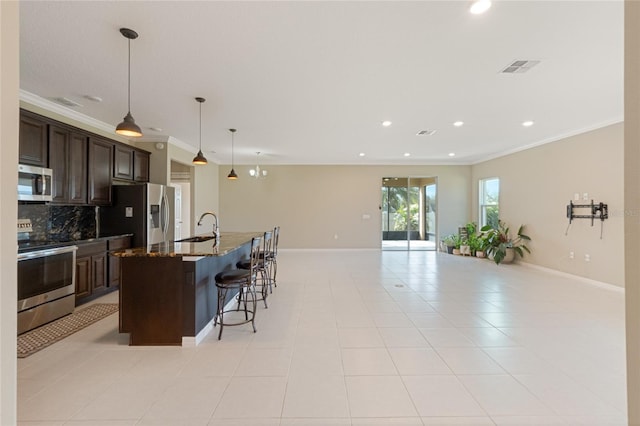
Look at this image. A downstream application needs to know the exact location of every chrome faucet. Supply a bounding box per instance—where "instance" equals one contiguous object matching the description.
[197,211,219,238]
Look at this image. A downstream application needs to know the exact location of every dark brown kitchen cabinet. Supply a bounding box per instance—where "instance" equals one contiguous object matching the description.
[48,124,88,204]
[114,144,134,180]
[88,137,113,206]
[134,150,150,182]
[75,241,108,304]
[19,110,49,167]
[107,236,131,289]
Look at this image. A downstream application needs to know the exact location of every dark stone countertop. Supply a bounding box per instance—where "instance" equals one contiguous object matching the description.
[17,234,134,253]
[112,232,263,258]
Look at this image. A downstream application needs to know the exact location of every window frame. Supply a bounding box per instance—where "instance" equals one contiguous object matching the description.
[479,177,500,229]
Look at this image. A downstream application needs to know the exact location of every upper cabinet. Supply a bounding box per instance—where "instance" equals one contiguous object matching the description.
[19,110,49,167]
[88,137,114,206]
[18,109,151,206]
[133,150,150,182]
[49,124,88,205]
[114,144,134,181]
[114,144,150,183]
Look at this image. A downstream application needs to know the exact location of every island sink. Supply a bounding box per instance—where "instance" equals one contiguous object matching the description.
[175,235,216,243]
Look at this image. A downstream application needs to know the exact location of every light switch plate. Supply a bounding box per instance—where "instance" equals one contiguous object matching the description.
[125,207,133,218]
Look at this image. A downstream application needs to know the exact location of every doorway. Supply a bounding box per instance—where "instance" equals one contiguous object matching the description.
[381,176,437,251]
[170,161,193,241]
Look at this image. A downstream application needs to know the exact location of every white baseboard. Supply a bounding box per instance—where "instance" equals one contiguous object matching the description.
[520,261,624,293]
[181,297,238,346]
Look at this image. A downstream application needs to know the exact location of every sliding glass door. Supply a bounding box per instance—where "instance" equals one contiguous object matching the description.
[381,177,437,251]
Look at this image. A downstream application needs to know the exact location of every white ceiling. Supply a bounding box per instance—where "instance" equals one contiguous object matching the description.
[19,1,623,166]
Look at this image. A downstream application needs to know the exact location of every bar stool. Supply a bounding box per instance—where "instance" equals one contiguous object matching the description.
[237,230,272,308]
[268,226,280,288]
[214,236,261,340]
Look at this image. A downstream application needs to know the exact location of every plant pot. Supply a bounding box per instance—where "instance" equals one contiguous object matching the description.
[501,248,516,264]
[460,245,471,256]
[452,248,461,255]
[446,245,454,254]
[476,251,485,258]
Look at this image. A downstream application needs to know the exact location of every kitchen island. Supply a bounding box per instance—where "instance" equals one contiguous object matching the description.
[112,232,262,346]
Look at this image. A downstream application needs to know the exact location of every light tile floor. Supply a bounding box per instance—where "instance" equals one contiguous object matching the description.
[17,250,628,425]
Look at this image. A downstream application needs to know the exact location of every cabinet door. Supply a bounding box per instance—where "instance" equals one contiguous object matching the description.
[92,253,107,292]
[19,111,49,167]
[114,144,134,180]
[75,256,92,300]
[68,132,88,204]
[108,237,131,288]
[134,150,150,182]
[88,137,113,205]
[48,125,69,203]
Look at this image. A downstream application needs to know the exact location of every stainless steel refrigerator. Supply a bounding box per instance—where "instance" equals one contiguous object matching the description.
[100,183,175,248]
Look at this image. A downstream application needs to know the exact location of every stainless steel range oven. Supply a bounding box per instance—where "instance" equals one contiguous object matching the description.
[17,245,77,335]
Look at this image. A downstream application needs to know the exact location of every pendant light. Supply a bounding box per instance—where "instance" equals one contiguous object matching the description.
[249,152,267,179]
[227,128,238,180]
[192,97,208,165]
[115,28,142,137]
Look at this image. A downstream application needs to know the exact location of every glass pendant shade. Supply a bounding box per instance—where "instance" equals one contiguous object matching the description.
[116,28,142,138]
[192,97,208,165]
[249,152,267,178]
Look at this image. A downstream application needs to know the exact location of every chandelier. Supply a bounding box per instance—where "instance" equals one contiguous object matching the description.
[249,152,267,179]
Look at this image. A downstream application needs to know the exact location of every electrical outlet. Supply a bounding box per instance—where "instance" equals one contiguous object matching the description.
[583,192,589,201]
[569,251,574,259]
[585,254,591,262]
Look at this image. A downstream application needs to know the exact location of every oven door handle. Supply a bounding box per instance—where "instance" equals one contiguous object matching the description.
[18,245,78,261]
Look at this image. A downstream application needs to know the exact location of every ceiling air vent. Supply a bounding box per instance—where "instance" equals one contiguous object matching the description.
[416,129,437,136]
[500,60,540,74]
[52,97,83,108]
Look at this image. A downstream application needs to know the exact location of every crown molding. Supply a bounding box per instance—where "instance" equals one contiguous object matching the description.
[20,90,118,135]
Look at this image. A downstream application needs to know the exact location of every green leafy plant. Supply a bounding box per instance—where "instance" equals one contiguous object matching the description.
[481,220,531,264]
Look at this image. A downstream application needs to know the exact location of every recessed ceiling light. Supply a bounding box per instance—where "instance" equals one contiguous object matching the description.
[469,0,491,14]
[403,152,411,157]
[522,120,534,127]
[149,127,163,132]
[416,129,437,136]
[359,152,366,157]
[448,152,456,157]
[84,95,103,103]
[453,121,464,127]
[381,120,392,127]
[53,97,82,108]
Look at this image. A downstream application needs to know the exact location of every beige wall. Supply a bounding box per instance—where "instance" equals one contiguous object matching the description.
[472,123,624,287]
[218,164,471,249]
[1,2,19,423]
[625,1,640,424]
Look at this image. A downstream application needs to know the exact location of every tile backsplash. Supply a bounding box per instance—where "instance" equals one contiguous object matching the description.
[18,204,96,241]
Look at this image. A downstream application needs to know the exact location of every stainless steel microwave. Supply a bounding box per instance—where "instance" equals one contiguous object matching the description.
[18,164,53,202]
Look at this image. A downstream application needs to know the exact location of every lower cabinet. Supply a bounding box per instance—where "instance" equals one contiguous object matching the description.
[75,241,108,304]
[108,236,131,289]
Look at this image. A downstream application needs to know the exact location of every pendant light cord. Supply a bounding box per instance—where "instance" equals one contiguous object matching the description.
[127,38,131,113]
[199,102,202,151]
[231,131,235,167]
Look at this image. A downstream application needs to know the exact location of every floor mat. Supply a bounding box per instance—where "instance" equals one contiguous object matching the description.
[17,303,119,358]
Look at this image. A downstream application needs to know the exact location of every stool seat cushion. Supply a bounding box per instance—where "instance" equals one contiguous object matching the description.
[215,269,251,285]
[237,259,265,270]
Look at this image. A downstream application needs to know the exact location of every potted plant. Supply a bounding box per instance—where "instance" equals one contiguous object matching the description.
[474,234,490,258]
[463,222,478,256]
[442,234,456,254]
[451,234,463,255]
[481,221,531,264]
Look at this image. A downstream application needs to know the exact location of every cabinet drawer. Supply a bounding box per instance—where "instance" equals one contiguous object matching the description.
[108,236,131,251]
[76,241,107,257]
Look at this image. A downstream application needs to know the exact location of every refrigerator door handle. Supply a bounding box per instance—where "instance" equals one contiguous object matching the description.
[162,190,170,238]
